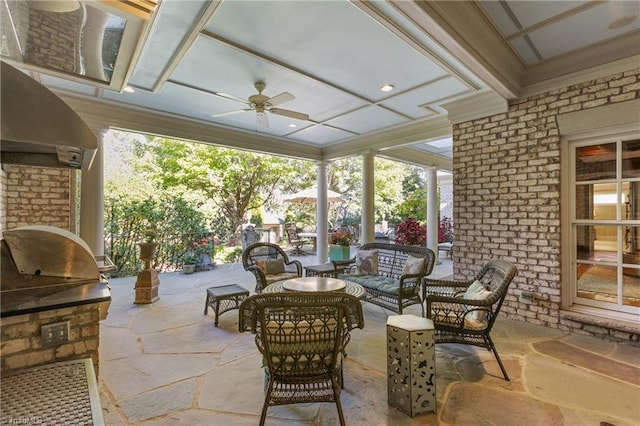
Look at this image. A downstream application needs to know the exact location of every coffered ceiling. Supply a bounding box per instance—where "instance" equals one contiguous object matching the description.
[1,0,638,170]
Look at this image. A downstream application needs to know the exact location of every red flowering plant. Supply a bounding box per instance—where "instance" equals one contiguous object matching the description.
[192,237,214,257]
[394,217,426,245]
[328,230,354,246]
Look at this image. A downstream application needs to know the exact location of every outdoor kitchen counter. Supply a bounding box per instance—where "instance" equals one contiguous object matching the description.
[0,282,111,318]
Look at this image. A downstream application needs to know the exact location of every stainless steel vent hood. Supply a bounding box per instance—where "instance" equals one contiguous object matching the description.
[0,61,97,169]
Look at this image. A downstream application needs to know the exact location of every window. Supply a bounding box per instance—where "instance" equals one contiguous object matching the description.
[569,136,640,316]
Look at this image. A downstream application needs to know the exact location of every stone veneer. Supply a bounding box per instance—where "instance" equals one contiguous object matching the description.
[452,68,640,344]
[1,303,104,376]
[2,164,75,233]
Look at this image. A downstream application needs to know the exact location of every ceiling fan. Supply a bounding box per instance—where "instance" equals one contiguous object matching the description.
[212,81,309,128]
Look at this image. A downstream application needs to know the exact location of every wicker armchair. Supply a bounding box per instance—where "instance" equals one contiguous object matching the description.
[423,259,517,380]
[239,292,364,426]
[242,242,303,293]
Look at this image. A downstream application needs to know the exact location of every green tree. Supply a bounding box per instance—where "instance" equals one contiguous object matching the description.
[138,137,306,243]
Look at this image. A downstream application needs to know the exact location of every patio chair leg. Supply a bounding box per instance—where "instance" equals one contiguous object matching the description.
[487,335,510,381]
[332,376,346,426]
[260,378,274,426]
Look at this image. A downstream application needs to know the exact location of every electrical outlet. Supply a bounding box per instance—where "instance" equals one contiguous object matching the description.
[41,321,70,347]
[521,291,534,301]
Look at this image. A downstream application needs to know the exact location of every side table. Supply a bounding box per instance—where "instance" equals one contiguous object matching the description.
[387,314,436,417]
[204,284,249,326]
[304,262,348,278]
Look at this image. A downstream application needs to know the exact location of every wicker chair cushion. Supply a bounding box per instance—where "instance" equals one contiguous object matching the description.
[356,249,379,274]
[264,272,300,285]
[401,255,424,275]
[264,318,339,372]
[462,280,493,322]
[256,259,286,274]
[431,308,489,330]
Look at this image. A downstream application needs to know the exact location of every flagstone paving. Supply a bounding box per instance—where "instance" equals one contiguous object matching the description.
[99,256,640,425]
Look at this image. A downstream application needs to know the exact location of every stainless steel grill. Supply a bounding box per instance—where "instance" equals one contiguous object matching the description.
[1,226,111,317]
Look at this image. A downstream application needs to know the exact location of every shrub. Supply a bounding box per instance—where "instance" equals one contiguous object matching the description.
[394,217,426,245]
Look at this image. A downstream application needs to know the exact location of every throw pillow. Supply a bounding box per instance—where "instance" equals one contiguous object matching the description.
[401,255,424,275]
[255,259,285,274]
[356,249,379,275]
[462,280,493,322]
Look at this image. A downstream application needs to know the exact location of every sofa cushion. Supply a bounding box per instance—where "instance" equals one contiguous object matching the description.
[339,274,416,297]
[356,249,379,275]
[401,255,424,275]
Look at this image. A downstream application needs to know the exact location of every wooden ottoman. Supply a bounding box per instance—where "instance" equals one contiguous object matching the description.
[204,284,249,326]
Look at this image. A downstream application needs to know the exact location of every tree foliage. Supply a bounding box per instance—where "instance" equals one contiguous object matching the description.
[136,137,308,243]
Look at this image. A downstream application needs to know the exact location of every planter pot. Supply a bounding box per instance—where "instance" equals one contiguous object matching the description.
[183,264,196,274]
[329,245,351,261]
[138,242,158,263]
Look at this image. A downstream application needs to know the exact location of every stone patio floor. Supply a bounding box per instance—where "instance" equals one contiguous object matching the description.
[99,255,640,425]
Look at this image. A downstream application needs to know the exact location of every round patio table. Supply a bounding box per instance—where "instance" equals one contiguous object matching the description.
[263,277,366,299]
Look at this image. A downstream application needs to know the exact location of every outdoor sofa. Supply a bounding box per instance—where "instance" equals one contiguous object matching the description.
[335,242,436,314]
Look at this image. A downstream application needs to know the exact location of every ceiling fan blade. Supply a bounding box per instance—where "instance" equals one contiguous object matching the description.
[270,108,309,121]
[212,108,250,118]
[256,112,269,128]
[267,92,294,106]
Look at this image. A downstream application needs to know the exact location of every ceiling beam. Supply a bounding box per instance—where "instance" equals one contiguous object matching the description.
[57,94,323,161]
[392,1,524,99]
[321,116,452,160]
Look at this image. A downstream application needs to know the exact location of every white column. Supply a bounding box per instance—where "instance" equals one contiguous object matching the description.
[426,167,438,261]
[316,161,329,264]
[361,151,375,245]
[80,129,106,256]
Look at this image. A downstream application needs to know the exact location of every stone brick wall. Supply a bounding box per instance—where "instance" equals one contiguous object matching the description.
[4,165,74,231]
[452,68,640,343]
[0,167,7,233]
[1,303,103,376]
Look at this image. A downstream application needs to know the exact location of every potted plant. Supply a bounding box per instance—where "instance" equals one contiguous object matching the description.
[192,237,215,270]
[328,230,353,261]
[181,253,198,274]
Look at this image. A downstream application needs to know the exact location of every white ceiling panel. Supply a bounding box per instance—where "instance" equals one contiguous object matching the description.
[381,77,471,118]
[171,37,366,126]
[527,2,640,60]
[326,105,408,135]
[502,1,589,32]
[292,124,356,146]
[205,1,447,101]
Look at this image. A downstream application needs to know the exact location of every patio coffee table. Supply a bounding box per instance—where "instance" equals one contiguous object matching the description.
[263,277,365,299]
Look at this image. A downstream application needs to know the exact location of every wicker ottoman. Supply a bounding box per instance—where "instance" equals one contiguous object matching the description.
[204,284,249,326]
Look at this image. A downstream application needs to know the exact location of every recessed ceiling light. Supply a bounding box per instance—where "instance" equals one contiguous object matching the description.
[123,86,135,93]
[380,84,394,92]
[608,15,637,30]
[288,123,297,128]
